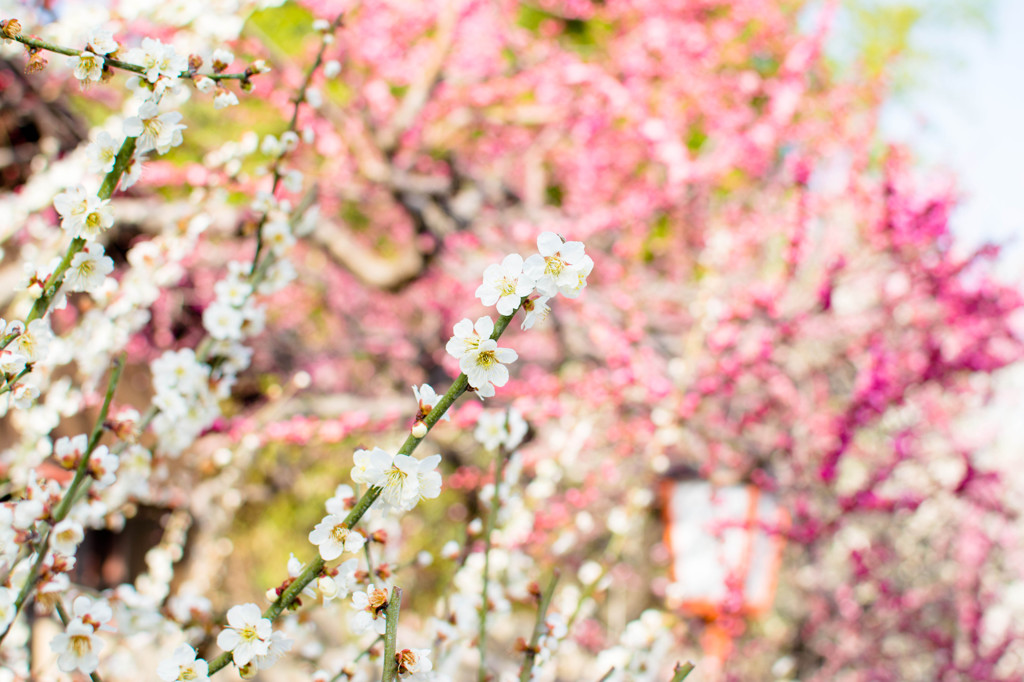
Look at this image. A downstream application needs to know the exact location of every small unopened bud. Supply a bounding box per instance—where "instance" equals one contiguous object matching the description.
[265,587,278,602]
[188,54,203,72]
[441,540,460,560]
[250,59,271,74]
[317,575,338,599]
[238,662,258,679]
[411,421,428,439]
[1,18,23,38]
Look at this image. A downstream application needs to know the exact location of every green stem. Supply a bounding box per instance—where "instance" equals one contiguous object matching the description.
[0,356,124,644]
[207,307,521,676]
[670,662,696,681]
[518,571,559,682]
[477,446,508,682]
[250,11,344,276]
[381,586,403,682]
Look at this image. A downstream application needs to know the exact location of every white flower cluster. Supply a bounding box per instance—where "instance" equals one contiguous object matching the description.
[449,232,593,398]
[49,595,113,674]
[149,348,223,455]
[215,602,292,674]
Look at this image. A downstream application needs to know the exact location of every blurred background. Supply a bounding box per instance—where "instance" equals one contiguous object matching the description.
[3,0,1024,680]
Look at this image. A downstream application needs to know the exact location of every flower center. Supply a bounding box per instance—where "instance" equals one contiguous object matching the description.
[180,666,198,681]
[239,625,259,642]
[500,276,518,296]
[368,588,388,611]
[330,524,349,543]
[544,255,565,277]
[70,633,92,656]
[475,350,496,368]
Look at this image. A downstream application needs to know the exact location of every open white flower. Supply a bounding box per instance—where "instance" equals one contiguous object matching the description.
[51,519,84,556]
[460,338,518,392]
[309,514,366,560]
[86,131,120,174]
[127,37,187,83]
[216,603,272,666]
[380,454,421,509]
[523,232,587,297]
[157,643,210,682]
[351,447,393,487]
[66,242,114,292]
[350,584,389,635]
[476,253,535,316]
[50,618,103,674]
[124,101,186,155]
[70,50,104,82]
[412,383,449,421]
[445,316,493,360]
[203,301,244,340]
[54,187,114,240]
[521,295,552,330]
[397,647,433,679]
[85,28,118,55]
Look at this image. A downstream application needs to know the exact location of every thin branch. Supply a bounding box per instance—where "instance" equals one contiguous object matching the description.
[2,27,251,82]
[381,586,403,682]
[0,355,124,644]
[670,662,696,681]
[518,571,559,682]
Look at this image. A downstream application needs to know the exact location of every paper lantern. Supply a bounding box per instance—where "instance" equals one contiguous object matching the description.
[662,479,787,620]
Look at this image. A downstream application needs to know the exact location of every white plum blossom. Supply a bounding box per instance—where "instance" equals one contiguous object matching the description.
[11,319,53,363]
[127,37,187,83]
[50,618,103,673]
[87,445,119,488]
[476,253,535,315]
[157,643,209,682]
[196,76,216,92]
[71,595,113,630]
[65,242,114,292]
[475,410,509,451]
[70,50,104,82]
[211,48,234,71]
[252,630,293,672]
[84,28,118,55]
[216,603,272,666]
[561,254,594,299]
[124,102,186,155]
[396,647,433,679]
[460,338,518,393]
[309,514,366,560]
[214,88,239,109]
[203,301,245,340]
[445,316,492,360]
[325,483,356,515]
[350,584,389,635]
[380,454,421,509]
[521,295,552,330]
[54,434,87,468]
[51,518,84,556]
[413,383,450,422]
[318,558,361,603]
[523,232,588,297]
[53,186,114,240]
[262,217,295,254]
[86,131,120,173]
[351,447,393,487]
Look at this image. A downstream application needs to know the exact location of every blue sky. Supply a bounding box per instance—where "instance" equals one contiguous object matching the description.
[878,0,1024,272]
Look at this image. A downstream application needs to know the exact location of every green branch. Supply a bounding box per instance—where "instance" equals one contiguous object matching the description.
[381,586,403,682]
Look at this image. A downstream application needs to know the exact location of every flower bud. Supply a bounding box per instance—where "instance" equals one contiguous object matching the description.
[1,18,23,38]
[411,421,428,439]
